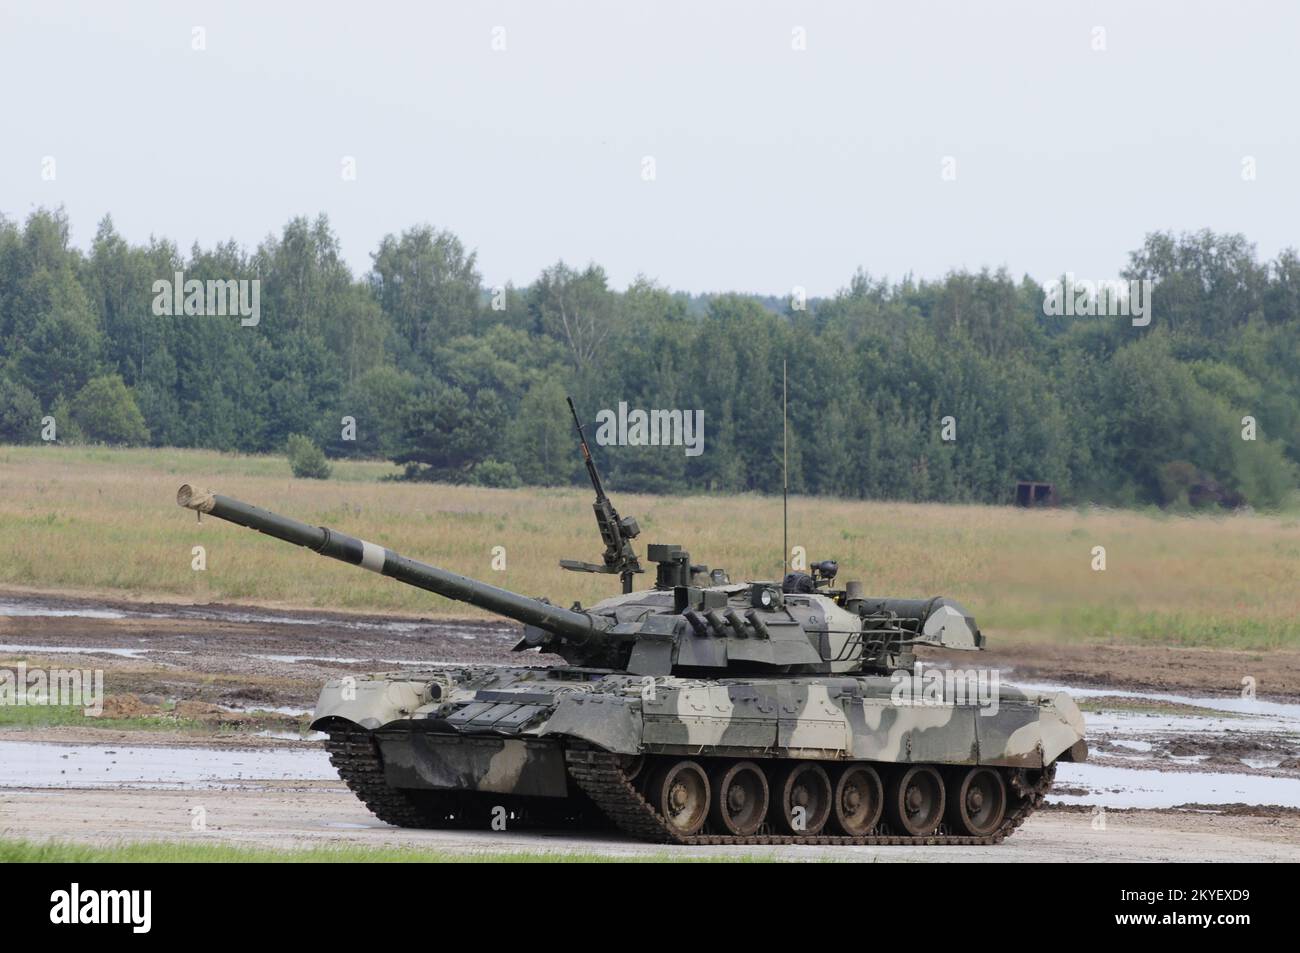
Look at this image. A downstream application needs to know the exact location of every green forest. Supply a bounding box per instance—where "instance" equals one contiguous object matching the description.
[1,208,1297,509]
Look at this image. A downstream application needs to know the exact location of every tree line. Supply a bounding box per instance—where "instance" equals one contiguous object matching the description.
[1,207,1296,509]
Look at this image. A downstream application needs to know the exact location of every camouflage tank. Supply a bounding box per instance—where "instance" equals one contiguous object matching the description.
[175,407,1085,845]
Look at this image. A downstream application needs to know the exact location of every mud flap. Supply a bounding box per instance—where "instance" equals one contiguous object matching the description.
[375,732,570,797]
[539,694,642,754]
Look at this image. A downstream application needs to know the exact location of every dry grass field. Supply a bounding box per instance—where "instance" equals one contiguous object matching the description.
[2,444,1297,649]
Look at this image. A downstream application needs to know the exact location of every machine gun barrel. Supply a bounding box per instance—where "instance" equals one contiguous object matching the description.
[176,485,609,645]
[563,397,643,593]
[567,397,607,501]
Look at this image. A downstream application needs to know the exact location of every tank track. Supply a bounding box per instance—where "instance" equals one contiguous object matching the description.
[327,727,1054,843]
[325,728,470,828]
[564,747,1056,846]
[325,727,604,830]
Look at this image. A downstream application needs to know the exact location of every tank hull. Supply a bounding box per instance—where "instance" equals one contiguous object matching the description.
[313,665,1085,843]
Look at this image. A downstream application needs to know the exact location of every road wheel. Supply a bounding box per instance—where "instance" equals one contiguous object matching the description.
[776,762,832,835]
[709,761,769,836]
[886,765,945,836]
[650,760,710,837]
[946,766,1006,836]
[832,764,884,836]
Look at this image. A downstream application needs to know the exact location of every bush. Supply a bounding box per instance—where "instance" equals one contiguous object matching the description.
[470,458,521,488]
[47,397,84,444]
[1156,460,1199,508]
[287,434,331,479]
[0,378,42,443]
[69,375,149,445]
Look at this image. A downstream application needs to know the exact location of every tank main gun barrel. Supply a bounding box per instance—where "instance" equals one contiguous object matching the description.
[176,485,610,646]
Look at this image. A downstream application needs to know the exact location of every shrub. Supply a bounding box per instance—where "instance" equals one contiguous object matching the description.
[287,434,331,479]
[69,375,149,445]
[470,458,521,488]
[0,378,42,443]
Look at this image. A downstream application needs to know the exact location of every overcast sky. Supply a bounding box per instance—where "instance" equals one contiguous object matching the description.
[3,0,1297,296]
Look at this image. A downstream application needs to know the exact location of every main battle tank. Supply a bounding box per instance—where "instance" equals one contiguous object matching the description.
[175,410,1085,845]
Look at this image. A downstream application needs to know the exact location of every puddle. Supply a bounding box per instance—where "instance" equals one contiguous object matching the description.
[1242,757,1283,769]
[181,609,432,633]
[0,644,448,668]
[0,643,510,669]
[246,653,509,668]
[1015,679,1300,775]
[1054,762,1300,809]
[1083,709,1292,737]
[252,729,327,742]
[0,740,334,789]
[216,703,311,717]
[1011,679,1300,722]
[0,596,511,640]
[0,602,126,620]
[0,643,156,659]
[249,653,429,666]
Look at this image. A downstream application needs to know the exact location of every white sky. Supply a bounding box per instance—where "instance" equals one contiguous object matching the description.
[3,0,1297,296]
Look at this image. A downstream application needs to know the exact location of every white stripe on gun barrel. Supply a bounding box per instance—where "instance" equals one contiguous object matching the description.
[359,541,386,572]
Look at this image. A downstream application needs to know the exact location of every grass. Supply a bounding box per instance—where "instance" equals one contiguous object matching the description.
[0,837,770,863]
[0,444,401,482]
[0,699,307,735]
[1,443,1297,650]
[1076,698,1243,718]
[0,703,207,732]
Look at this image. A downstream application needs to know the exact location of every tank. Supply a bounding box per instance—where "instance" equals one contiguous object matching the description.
[174,410,1085,845]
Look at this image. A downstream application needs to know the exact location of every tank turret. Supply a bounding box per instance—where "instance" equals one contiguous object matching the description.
[177,484,981,677]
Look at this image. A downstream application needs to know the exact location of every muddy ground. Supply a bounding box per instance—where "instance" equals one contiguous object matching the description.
[5,785,1299,862]
[2,589,1298,861]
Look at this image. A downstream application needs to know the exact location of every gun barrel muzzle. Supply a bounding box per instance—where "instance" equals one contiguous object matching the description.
[177,484,608,644]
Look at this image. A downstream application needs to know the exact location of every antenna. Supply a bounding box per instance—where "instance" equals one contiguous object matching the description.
[782,358,788,578]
